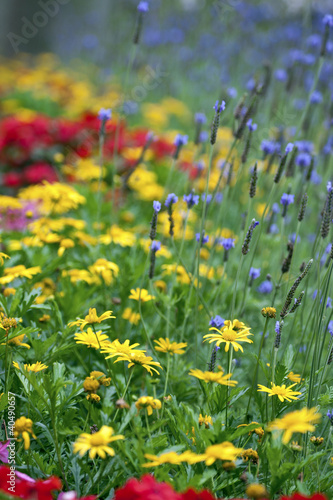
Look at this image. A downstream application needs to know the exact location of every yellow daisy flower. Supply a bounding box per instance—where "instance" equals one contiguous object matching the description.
[73,426,124,459]
[135,396,162,415]
[202,442,244,465]
[287,371,302,383]
[14,417,36,450]
[0,253,10,265]
[154,338,187,355]
[113,352,162,376]
[203,319,252,352]
[142,450,204,467]
[13,361,48,372]
[122,307,140,325]
[101,339,146,359]
[199,414,213,428]
[257,382,302,402]
[68,308,115,331]
[74,328,111,350]
[268,407,321,444]
[128,288,155,302]
[189,369,237,387]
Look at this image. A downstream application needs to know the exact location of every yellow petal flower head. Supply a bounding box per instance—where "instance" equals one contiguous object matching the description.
[199,414,213,428]
[154,338,187,355]
[122,307,140,325]
[102,339,146,359]
[202,441,244,465]
[16,362,48,373]
[74,328,111,350]
[114,351,162,376]
[268,407,321,444]
[0,253,10,266]
[189,369,237,387]
[0,265,41,285]
[129,288,155,302]
[0,313,20,331]
[68,308,115,331]
[257,382,302,402]
[135,396,162,415]
[90,371,111,386]
[73,426,124,459]
[88,259,119,285]
[14,416,36,450]
[246,484,268,499]
[7,333,30,349]
[287,371,302,383]
[19,182,85,215]
[83,377,100,393]
[203,319,252,352]
[142,450,204,467]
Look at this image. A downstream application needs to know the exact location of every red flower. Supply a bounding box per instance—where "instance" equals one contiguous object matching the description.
[3,171,23,188]
[0,466,62,499]
[181,489,217,500]
[280,494,327,500]
[23,162,58,184]
[114,474,182,500]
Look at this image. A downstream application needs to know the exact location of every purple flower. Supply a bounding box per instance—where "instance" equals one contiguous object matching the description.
[272,202,280,214]
[165,193,178,207]
[198,131,208,143]
[285,143,294,153]
[201,193,212,205]
[249,267,261,280]
[295,140,313,153]
[195,113,207,124]
[174,134,188,147]
[327,181,333,193]
[0,441,9,463]
[151,240,161,252]
[246,78,256,92]
[328,320,333,335]
[257,280,273,294]
[195,160,205,172]
[209,315,225,328]
[261,139,278,156]
[275,321,280,334]
[138,1,149,12]
[311,170,322,185]
[227,87,237,98]
[98,108,112,121]
[219,238,235,250]
[153,200,161,212]
[296,152,312,168]
[183,192,199,208]
[280,193,295,206]
[247,119,257,132]
[270,223,279,234]
[213,100,226,113]
[323,14,333,27]
[196,231,209,245]
[274,69,288,82]
[310,91,323,104]
[215,193,223,203]
[327,410,333,425]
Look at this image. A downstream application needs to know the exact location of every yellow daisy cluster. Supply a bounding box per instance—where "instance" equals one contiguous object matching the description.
[135,396,162,415]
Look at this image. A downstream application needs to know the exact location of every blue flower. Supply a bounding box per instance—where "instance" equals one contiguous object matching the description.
[249,267,261,280]
[269,223,279,234]
[209,315,225,328]
[98,108,112,121]
[310,90,323,104]
[153,200,161,212]
[323,14,333,27]
[274,69,288,82]
[227,87,238,98]
[198,131,209,143]
[219,238,235,251]
[196,231,209,244]
[151,240,161,252]
[138,1,149,12]
[296,152,312,168]
[195,113,207,124]
[272,203,280,214]
[215,193,223,203]
[174,134,188,147]
[285,143,294,153]
[327,181,333,193]
[295,140,313,153]
[247,119,257,132]
[165,193,178,207]
[280,193,295,206]
[201,193,212,205]
[328,320,333,336]
[327,410,333,425]
[257,280,273,294]
[261,139,279,156]
[183,192,199,208]
[213,100,226,113]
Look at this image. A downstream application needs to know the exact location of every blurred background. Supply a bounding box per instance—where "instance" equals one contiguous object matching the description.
[1,0,333,105]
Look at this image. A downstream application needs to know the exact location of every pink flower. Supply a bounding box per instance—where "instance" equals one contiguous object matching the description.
[0,441,9,463]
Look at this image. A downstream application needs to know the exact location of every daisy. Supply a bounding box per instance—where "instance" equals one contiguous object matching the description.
[73,426,124,459]
[203,319,252,352]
